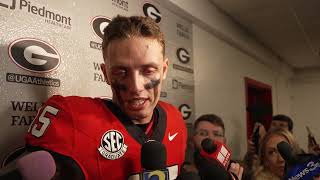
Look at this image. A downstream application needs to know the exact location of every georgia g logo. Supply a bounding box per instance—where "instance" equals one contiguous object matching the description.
[143,3,161,23]
[8,38,60,73]
[98,130,128,160]
[176,48,190,64]
[179,104,192,120]
[91,16,111,40]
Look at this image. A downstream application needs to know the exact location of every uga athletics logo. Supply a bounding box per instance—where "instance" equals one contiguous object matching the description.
[143,2,161,23]
[8,38,60,73]
[91,16,111,40]
[98,130,128,160]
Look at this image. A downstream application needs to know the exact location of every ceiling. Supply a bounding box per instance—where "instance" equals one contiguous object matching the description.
[209,0,320,70]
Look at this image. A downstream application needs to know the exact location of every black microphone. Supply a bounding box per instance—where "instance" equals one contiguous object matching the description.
[175,172,201,180]
[201,138,217,154]
[0,151,56,180]
[199,138,231,169]
[194,151,232,180]
[141,140,169,180]
[194,138,233,180]
[277,141,298,165]
[277,141,320,180]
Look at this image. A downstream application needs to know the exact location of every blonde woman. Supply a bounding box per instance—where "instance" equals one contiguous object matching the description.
[253,128,300,180]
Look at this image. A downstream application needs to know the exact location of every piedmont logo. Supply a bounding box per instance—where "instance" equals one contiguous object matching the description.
[143,2,161,23]
[160,91,167,98]
[98,130,128,160]
[172,79,194,91]
[8,38,60,73]
[179,104,192,120]
[0,0,72,29]
[176,48,190,64]
[91,16,111,40]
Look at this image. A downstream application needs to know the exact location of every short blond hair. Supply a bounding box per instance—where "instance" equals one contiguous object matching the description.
[102,15,165,57]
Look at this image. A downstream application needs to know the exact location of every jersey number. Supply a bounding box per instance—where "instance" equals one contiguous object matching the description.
[28,106,59,137]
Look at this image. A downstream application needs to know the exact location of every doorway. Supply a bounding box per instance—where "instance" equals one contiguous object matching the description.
[245,77,273,140]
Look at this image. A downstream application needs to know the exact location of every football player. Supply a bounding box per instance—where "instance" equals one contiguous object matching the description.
[24,15,187,180]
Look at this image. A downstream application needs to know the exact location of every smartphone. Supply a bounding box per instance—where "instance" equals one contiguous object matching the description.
[306,126,318,145]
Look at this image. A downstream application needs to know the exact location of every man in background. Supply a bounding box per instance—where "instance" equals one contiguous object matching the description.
[270,114,293,132]
[183,114,244,180]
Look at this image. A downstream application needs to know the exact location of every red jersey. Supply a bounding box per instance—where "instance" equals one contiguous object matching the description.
[25,95,187,180]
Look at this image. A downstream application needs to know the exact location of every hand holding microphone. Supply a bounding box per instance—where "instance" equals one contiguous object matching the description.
[200,138,231,169]
[194,138,243,180]
[0,150,56,180]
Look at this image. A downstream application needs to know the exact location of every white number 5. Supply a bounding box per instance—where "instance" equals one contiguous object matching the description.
[28,106,59,137]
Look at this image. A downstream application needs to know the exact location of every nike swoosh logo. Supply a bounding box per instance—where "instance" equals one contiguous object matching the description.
[168,132,178,141]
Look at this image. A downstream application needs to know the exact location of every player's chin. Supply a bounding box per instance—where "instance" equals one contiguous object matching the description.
[126,111,149,120]
[128,104,154,116]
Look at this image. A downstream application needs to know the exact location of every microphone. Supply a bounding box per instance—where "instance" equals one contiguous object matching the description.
[175,172,201,180]
[141,140,169,180]
[277,141,298,165]
[200,138,231,169]
[194,138,233,180]
[277,141,320,180]
[0,150,56,180]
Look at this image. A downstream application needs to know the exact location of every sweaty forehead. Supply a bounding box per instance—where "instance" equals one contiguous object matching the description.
[104,37,163,66]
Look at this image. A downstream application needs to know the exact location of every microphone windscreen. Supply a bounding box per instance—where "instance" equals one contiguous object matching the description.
[17,151,56,180]
[141,140,167,170]
[175,172,201,180]
[201,138,217,154]
[277,141,295,163]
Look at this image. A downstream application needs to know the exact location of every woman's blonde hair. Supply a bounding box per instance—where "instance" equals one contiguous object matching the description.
[259,128,299,166]
[253,128,301,179]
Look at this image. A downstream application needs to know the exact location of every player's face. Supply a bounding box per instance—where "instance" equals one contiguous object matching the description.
[263,135,286,178]
[192,121,226,150]
[102,37,168,124]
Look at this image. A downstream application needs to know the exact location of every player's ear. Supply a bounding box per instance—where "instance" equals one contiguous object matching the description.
[100,63,110,85]
[162,58,169,80]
